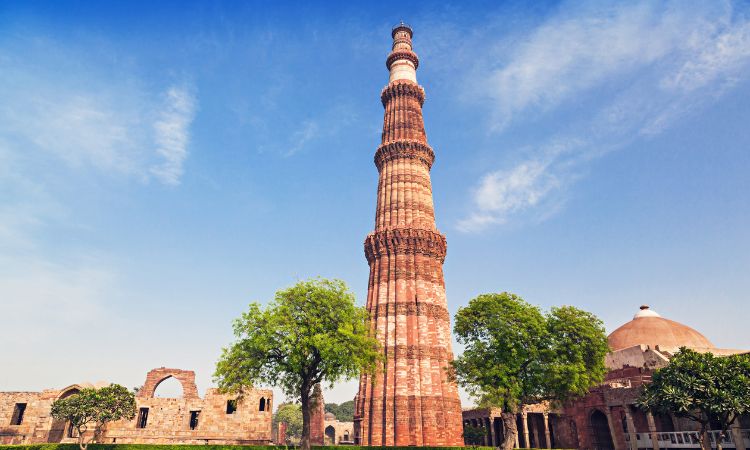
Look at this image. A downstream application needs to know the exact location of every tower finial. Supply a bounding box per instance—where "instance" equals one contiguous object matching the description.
[387,23,418,83]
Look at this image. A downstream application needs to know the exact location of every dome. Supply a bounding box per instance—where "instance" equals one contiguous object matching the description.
[325,412,336,421]
[608,305,714,351]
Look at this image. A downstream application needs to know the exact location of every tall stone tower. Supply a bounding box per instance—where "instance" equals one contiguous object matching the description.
[353,23,464,446]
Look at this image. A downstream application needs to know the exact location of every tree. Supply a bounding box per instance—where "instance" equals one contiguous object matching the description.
[638,348,750,450]
[451,292,609,450]
[325,400,355,422]
[463,423,486,446]
[274,403,303,444]
[50,384,136,450]
[214,278,381,450]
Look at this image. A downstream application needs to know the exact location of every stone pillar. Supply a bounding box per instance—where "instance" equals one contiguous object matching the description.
[624,407,638,450]
[646,412,660,450]
[543,413,551,449]
[604,407,623,450]
[522,412,530,449]
[486,417,494,447]
[731,421,747,450]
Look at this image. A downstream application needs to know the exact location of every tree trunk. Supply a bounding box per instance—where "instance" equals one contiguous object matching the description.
[501,412,518,450]
[699,423,711,450]
[300,389,311,450]
[77,426,88,450]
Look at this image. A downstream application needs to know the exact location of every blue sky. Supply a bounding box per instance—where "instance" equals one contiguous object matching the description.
[1,0,749,406]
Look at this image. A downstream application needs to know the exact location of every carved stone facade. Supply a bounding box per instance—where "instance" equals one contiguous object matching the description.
[461,307,750,450]
[353,23,464,446]
[0,367,272,445]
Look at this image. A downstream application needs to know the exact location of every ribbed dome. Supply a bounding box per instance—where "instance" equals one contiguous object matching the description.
[608,305,714,351]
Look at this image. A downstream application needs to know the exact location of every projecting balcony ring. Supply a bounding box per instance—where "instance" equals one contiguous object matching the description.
[386,51,420,71]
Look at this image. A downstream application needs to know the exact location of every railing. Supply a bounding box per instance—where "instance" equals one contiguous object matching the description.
[624,429,750,449]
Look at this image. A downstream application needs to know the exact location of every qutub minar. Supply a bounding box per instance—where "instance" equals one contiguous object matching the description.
[353,23,464,446]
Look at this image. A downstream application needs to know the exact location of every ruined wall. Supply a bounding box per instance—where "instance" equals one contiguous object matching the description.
[0,368,273,445]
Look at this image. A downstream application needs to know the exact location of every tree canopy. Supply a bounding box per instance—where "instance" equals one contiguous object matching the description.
[452,292,609,450]
[214,278,381,450]
[274,403,303,444]
[50,384,136,450]
[638,348,750,450]
[325,400,355,422]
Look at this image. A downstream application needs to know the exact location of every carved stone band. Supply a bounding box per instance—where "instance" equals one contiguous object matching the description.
[369,301,451,322]
[386,50,420,71]
[381,81,425,106]
[364,227,447,263]
[375,140,435,170]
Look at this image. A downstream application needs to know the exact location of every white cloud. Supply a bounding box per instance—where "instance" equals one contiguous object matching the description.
[285,119,320,157]
[151,86,198,185]
[0,37,198,186]
[459,0,750,231]
[458,141,577,232]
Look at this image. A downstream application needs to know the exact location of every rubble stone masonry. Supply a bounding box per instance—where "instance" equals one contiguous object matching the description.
[0,367,272,445]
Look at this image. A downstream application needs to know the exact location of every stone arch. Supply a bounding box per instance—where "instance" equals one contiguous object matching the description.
[259,397,266,411]
[325,425,336,445]
[138,367,199,399]
[152,375,184,398]
[48,386,84,442]
[590,409,615,450]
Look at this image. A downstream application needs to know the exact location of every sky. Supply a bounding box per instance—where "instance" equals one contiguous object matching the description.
[1,0,749,407]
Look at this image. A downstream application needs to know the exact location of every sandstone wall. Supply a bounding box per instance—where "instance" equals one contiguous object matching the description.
[0,367,272,445]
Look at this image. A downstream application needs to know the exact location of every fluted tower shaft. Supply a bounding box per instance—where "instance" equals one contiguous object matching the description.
[353,24,464,447]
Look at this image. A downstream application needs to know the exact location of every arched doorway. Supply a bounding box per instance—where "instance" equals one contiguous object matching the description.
[325,425,336,445]
[48,387,81,442]
[590,410,614,450]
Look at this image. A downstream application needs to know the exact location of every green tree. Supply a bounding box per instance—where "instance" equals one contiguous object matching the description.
[214,278,381,450]
[638,348,750,450]
[463,424,486,446]
[325,400,355,422]
[274,403,303,444]
[50,384,136,450]
[452,292,609,450]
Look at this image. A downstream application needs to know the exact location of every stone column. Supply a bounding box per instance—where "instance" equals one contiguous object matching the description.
[646,412,660,450]
[604,408,623,450]
[543,413,552,449]
[486,416,494,447]
[521,412,530,449]
[731,420,747,450]
[624,407,638,450]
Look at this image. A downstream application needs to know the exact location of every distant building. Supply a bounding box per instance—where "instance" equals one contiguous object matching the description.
[462,306,750,450]
[0,367,272,445]
[324,412,354,445]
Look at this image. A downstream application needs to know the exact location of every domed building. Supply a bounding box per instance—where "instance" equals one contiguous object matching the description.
[462,305,749,450]
[608,305,715,352]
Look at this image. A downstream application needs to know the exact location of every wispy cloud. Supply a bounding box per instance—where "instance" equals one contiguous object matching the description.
[285,119,321,157]
[0,36,198,186]
[0,33,197,347]
[458,0,750,232]
[151,85,198,185]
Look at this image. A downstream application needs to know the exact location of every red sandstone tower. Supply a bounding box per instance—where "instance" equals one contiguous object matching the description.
[353,23,464,446]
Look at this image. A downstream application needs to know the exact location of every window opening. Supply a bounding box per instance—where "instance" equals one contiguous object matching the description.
[137,407,149,428]
[189,411,200,430]
[226,399,237,414]
[10,403,26,425]
[259,397,266,412]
